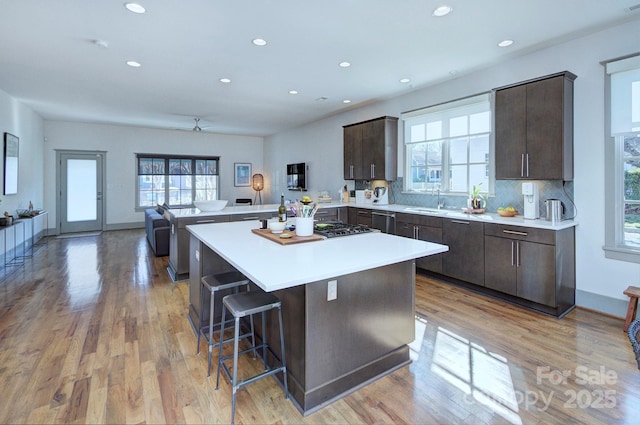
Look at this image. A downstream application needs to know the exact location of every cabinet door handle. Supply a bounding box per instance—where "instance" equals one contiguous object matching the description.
[511,241,515,266]
[503,230,528,236]
[350,165,354,179]
[526,153,529,177]
[516,241,521,267]
[370,163,375,179]
[241,216,260,220]
[521,153,525,177]
[450,220,470,225]
[196,219,220,223]
[414,226,419,239]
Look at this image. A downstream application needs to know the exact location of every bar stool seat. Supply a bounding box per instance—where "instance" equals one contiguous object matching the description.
[197,270,254,377]
[216,290,288,425]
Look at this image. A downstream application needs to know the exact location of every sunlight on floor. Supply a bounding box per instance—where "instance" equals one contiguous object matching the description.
[431,326,523,424]
[64,242,101,306]
[409,316,427,361]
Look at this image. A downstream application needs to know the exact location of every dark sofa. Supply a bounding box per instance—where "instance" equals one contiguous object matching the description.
[145,206,170,256]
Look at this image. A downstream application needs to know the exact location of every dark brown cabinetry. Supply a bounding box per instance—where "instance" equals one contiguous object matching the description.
[343,116,398,180]
[494,71,576,180]
[484,224,575,316]
[314,207,347,222]
[348,208,372,227]
[168,213,230,281]
[395,213,443,273]
[442,218,485,286]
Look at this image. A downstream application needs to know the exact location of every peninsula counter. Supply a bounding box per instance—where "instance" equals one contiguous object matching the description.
[186,220,448,414]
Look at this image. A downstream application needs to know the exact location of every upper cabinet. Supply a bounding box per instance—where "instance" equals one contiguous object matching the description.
[494,71,577,180]
[343,116,398,181]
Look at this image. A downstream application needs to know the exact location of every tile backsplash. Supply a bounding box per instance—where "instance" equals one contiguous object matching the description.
[376,178,576,219]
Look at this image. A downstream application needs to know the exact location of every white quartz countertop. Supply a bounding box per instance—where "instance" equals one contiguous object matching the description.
[166,201,577,230]
[186,220,448,292]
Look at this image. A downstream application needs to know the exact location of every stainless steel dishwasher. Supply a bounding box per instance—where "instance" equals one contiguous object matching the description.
[371,211,396,234]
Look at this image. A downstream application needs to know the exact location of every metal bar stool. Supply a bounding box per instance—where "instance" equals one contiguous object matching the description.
[216,290,288,425]
[197,271,255,377]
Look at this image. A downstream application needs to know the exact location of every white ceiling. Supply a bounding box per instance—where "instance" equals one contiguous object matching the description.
[1,1,639,137]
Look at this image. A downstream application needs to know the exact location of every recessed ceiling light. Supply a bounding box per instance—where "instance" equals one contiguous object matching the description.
[252,38,267,46]
[339,61,351,68]
[288,90,299,95]
[343,99,351,104]
[219,78,231,83]
[399,78,411,83]
[432,5,452,17]
[316,97,328,102]
[124,3,146,14]
[498,39,514,47]
[126,60,141,67]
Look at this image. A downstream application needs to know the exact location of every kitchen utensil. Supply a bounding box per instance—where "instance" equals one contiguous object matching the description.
[295,217,314,236]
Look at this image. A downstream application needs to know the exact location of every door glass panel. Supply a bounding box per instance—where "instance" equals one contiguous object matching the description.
[67,159,97,222]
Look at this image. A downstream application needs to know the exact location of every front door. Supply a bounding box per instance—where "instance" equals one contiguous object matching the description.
[58,151,105,234]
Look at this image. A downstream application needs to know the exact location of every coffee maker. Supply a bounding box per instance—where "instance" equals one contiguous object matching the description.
[373,186,389,205]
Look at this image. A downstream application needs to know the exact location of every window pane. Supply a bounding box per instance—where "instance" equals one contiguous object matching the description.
[450,165,467,192]
[139,158,165,175]
[624,135,640,158]
[170,159,191,174]
[450,137,468,164]
[411,123,426,142]
[469,164,489,192]
[196,159,218,175]
[450,116,468,137]
[426,121,442,140]
[624,203,640,247]
[470,111,491,134]
[469,134,490,163]
[411,143,426,166]
[67,159,97,222]
[624,158,640,201]
[427,140,443,166]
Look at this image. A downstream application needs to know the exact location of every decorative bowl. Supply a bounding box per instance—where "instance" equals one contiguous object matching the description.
[194,200,228,211]
[497,209,518,217]
[269,221,286,233]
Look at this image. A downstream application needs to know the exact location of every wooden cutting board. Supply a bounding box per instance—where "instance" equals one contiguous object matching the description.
[251,228,325,245]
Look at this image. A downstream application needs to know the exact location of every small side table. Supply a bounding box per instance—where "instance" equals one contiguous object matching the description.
[18,211,48,258]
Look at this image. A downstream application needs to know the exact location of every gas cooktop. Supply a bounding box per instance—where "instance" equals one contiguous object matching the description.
[314,221,375,238]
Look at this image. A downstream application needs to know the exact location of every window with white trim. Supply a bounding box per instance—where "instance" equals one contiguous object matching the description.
[604,54,640,261]
[136,154,220,209]
[403,93,493,194]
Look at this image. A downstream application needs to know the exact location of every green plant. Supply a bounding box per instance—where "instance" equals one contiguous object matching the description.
[469,183,486,209]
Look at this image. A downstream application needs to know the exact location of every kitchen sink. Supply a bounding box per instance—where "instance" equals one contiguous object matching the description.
[403,207,449,215]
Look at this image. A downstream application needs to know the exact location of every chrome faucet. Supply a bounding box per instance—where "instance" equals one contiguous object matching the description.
[432,184,445,209]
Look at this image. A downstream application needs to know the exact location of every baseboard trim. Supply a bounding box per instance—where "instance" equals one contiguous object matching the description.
[576,289,628,319]
[105,222,144,231]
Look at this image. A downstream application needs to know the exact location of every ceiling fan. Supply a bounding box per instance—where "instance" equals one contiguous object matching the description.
[192,117,205,132]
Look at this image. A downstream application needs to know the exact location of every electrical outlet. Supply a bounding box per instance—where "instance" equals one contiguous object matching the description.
[327,280,337,301]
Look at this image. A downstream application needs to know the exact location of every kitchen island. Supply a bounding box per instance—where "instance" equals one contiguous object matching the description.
[187,220,448,415]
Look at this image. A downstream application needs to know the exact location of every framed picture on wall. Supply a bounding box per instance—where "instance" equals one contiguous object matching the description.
[3,133,18,195]
[234,163,251,187]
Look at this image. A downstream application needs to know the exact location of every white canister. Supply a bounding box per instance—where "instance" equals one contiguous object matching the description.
[296,217,314,237]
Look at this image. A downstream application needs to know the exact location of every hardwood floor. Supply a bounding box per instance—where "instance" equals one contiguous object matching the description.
[0,229,638,424]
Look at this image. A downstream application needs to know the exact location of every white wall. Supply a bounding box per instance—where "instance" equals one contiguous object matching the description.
[0,88,44,215]
[43,121,263,228]
[265,19,640,314]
